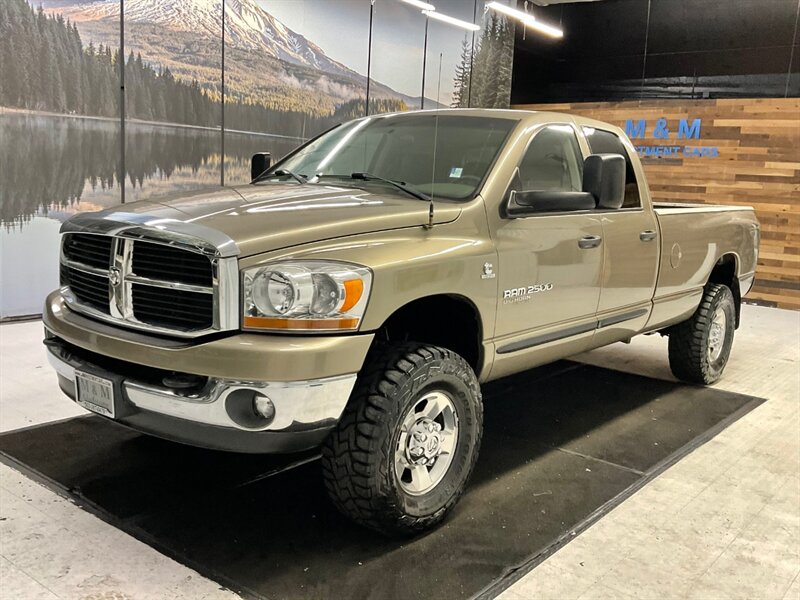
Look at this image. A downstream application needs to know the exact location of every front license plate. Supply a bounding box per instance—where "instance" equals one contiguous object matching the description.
[75,371,115,418]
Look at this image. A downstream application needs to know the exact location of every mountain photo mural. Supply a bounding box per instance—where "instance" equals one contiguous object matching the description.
[29,0,515,124]
[0,0,515,317]
[39,0,432,126]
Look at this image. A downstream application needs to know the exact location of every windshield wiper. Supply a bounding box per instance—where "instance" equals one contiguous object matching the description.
[252,168,307,185]
[324,172,429,201]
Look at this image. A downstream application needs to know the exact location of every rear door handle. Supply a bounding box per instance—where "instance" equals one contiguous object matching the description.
[578,235,602,249]
[640,230,657,242]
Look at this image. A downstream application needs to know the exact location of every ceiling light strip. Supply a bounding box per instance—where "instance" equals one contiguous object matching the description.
[400,0,437,11]
[423,10,480,31]
[486,1,564,38]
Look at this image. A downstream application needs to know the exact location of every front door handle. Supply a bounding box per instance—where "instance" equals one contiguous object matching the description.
[640,230,657,242]
[578,235,602,249]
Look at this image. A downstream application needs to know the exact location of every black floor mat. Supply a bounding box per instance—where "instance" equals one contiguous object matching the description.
[0,362,763,600]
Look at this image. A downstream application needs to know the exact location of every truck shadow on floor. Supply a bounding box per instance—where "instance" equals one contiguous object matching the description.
[0,361,762,600]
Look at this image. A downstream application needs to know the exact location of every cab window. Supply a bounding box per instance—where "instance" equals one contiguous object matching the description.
[582,127,641,208]
[517,125,584,193]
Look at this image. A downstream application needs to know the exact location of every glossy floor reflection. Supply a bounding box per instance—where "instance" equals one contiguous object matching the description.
[0,361,761,600]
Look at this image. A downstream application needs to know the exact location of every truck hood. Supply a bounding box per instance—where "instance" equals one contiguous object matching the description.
[84,183,461,258]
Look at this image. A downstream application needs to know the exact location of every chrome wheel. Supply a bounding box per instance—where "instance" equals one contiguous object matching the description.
[395,391,459,496]
[707,306,727,363]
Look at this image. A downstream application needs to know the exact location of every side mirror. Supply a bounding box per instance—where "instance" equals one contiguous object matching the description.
[251,152,272,181]
[508,190,596,216]
[582,153,625,209]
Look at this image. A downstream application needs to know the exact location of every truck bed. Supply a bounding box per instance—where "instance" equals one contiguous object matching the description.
[648,201,759,331]
[653,202,754,214]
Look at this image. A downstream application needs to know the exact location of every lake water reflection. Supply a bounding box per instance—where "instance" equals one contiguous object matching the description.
[0,112,299,318]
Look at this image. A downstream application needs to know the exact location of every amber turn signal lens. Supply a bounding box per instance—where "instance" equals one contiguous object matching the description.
[340,279,364,313]
[243,316,360,330]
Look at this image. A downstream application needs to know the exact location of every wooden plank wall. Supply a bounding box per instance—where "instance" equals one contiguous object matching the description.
[513,98,800,310]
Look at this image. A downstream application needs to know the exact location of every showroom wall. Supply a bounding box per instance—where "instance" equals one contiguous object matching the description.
[0,0,516,318]
[512,0,800,310]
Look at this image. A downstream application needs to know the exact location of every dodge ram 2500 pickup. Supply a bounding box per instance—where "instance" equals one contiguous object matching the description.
[44,109,760,535]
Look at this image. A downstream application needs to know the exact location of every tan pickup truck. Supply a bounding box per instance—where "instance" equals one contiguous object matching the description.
[44,109,759,535]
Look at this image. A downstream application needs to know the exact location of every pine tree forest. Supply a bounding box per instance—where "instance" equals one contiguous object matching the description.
[451,14,515,109]
[0,0,409,137]
[0,0,513,229]
[1,0,511,131]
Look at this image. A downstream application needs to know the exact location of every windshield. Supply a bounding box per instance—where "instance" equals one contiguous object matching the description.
[271,114,517,200]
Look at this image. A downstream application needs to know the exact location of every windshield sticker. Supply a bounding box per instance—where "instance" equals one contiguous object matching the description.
[449,167,463,178]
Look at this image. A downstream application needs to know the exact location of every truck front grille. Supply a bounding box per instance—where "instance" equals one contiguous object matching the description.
[60,232,222,336]
[131,240,213,287]
[63,234,113,269]
[131,284,213,330]
[59,263,111,314]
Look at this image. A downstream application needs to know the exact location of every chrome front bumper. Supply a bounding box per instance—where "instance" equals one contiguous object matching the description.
[46,339,357,454]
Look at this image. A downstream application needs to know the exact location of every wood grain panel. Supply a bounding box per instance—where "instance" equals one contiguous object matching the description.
[513,98,800,310]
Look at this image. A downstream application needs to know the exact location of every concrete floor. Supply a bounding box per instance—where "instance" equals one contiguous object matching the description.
[0,304,798,599]
[502,304,800,600]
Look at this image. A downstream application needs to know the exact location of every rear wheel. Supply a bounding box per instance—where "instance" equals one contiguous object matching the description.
[668,283,736,385]
[321,342,483,536]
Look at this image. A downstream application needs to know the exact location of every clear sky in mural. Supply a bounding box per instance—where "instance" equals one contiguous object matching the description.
[260,0,481,102]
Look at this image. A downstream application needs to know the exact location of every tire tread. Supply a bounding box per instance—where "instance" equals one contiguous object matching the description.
[668,283,734,385]
[321,342,483,536]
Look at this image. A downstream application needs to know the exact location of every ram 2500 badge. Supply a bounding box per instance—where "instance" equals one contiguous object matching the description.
[44,109,759,535]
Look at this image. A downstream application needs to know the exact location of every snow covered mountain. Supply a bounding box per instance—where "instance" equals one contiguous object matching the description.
[40,0,443,113]
[47,0,355,79]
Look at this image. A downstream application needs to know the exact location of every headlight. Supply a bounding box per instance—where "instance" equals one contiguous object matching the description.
[242,261,372,332]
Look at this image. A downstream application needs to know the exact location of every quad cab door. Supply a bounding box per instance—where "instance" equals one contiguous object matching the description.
[581,127,659,346]
[488,124,603,380]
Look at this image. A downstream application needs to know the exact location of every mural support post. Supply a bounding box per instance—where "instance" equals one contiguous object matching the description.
[467,0,478,107]
[436,52,443,106]
[421,15,429,109]
[120,0,125,203]
[221,0,226,187]
[365,0,375,116]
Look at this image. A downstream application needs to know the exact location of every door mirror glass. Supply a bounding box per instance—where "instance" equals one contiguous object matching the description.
[582,153,625,209]
[251,152,272,181]
[583,129,641,208]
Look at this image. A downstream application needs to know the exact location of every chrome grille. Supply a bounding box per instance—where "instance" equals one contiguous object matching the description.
[63,234,113,269]
[131,240,213,287]
[59,263,110,313]
[60,232,236,337]
[131,284,213,330]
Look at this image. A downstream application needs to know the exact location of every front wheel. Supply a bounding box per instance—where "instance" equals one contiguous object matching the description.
[668,283,736,385]
[321,342,483,536]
